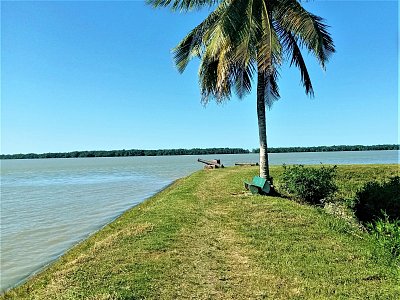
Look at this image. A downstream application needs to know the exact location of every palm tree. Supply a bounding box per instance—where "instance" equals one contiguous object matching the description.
[148,0,335,185]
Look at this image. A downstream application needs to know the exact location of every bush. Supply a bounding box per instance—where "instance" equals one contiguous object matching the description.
[281,164,338,204]
[354,176,400,223]
[368,215,400,261]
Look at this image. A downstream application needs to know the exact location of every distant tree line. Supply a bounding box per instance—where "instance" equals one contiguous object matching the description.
[0,148,250,160]
[252,144,400,153]
[1,144,398,160]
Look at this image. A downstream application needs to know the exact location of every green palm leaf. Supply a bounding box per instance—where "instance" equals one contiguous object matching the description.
[275,0,335,69]
[147,0,218,11]
[278,25,314,96]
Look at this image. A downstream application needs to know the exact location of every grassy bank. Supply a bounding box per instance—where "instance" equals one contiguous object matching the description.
[2,165,399,299]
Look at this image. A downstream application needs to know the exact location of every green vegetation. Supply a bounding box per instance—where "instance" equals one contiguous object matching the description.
[2,165,399,299]
[354,176,400,223]
[253,144,400,153]
[352,177,400,262]
[280,167,400,263]
[1,144,398,160]
[0,148,250,160]
[369,216,400,261]
[281,164,338,204]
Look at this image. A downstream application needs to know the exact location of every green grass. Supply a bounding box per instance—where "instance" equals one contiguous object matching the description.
[2,165,399,299]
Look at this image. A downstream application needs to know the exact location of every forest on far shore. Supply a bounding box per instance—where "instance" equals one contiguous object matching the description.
[0,145,398,160]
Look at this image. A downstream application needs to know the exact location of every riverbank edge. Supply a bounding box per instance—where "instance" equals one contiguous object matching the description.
[0,180,178,295]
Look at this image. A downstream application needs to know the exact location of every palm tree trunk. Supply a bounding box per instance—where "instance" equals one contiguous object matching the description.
[256,72,270,180]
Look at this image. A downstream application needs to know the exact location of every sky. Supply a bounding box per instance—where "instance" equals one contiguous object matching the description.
[1,0,398,154]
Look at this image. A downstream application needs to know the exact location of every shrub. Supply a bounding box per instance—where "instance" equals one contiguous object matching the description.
[368,215,400,261]
[281,164,338,204]
[354,176,400,223]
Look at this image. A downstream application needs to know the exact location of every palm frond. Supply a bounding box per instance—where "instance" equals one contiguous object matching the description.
[274,0,335,69]
[232,60,255,98]
[147,0,219,11]
[166,0,333,106]
[277,25,314,96]
[256,0,272,72]
[256,0,282,74]
[215,47,231,97]
[196,0,259,104]
[172,5,223,72]
[198,57,219,105]
[225,0,258,66]
[199,54,232,105]
[265,69,280,107]
[257,69,280,109]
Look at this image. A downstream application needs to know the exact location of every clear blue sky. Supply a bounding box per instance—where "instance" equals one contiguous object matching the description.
[1,0,398,154]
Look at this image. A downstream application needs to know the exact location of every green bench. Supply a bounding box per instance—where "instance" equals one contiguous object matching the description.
[244,176,271,195]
